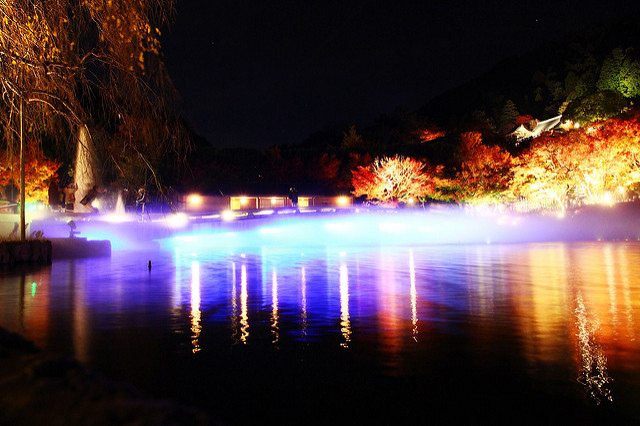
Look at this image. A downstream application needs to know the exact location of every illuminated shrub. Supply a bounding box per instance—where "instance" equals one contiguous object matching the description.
[351,155,438,204]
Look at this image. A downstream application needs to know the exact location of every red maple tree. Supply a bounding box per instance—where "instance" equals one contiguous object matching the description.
[0,141,61,203]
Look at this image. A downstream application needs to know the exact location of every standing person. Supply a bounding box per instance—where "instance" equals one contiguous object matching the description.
[63,182,77,212]
[288,187,299,208]
[136,187,148,219]
[48,178,62,212]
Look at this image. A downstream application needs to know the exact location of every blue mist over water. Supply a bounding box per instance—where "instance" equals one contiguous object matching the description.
[8,206,640,424]
[30,203,640,254]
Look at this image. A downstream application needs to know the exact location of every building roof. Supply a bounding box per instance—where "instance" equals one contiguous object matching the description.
[508,115,562,141]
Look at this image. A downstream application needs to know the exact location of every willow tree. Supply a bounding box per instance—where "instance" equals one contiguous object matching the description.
[0,0,189,237]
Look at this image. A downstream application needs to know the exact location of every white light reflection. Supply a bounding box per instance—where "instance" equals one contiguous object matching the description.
[240,264,249,344]
[340,262,351,348]
[409,250,418,342]
[301,267,308,339]
[575,292,613,404]
[190,261,202,353]
[271,267,279,345]
[231,262,239,343]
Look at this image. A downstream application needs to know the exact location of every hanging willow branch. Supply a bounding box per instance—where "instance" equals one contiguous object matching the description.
[0,0,189,186]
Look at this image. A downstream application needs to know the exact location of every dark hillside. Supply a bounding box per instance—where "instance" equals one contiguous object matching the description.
[418,13,640,131]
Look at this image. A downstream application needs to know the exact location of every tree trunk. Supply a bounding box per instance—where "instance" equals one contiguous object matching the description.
[19,96,26,241]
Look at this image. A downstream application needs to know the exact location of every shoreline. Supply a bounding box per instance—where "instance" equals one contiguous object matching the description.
[0,327,216,425]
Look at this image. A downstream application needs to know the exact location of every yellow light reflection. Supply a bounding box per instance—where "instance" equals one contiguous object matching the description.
[190,261,202,353]
[604,246,618,328]
[409,250,418,342]
[271,268,279,345]
[618,248,636,340]
[520,245,569,365]
[240,264,249,344]
[340,262,351,347]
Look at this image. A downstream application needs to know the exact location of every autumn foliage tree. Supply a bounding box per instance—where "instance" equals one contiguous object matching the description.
[0,141,60,202]
[351,155,442,203]
[509,108,640,209]
[309,153,342,188]
[417,127,446,143]
[451,132,513,203]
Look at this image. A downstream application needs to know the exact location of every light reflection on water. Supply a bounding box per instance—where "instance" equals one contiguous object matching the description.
[2,241,640,423]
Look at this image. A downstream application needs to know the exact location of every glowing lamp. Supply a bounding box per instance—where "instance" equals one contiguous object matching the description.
[240,197,248,205]
[167,212,189,228]
[337,196,349,206]
[187,194,203,206]
[221,210,235,221]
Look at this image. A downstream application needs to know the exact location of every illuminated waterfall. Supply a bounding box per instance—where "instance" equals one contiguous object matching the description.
[74,125,99,212]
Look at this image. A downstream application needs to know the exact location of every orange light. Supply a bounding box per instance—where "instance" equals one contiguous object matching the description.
[187,194,203,206]
[337,196,349,206]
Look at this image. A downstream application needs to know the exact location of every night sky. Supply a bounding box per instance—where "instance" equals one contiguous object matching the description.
[162,1,640,149]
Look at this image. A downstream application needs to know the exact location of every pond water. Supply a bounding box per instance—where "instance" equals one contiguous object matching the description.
[1,237,640,424]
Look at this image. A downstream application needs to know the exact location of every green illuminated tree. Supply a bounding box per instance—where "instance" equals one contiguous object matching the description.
[597,47,640,98]
[563,90,627,125]
[499,99,519,133]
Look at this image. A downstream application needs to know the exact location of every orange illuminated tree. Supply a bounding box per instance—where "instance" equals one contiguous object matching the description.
[451,131,513,204]
[509,134,577,210]
[351,155,444,204]
[509,109,640,209]
[417,127,446,143]
[0,141,60,203]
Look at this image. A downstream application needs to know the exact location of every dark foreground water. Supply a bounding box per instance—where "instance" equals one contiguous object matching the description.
[1,241,640,425]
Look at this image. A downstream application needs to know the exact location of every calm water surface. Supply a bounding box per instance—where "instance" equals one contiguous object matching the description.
[1,241,640,424]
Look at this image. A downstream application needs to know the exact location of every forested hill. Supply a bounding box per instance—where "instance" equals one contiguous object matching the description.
[185,13,640,195]
[417,13,640,133]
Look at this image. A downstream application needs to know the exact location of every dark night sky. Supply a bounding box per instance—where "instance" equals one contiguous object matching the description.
[162,1,640,149]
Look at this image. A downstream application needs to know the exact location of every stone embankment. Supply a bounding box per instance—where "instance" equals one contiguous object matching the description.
[0,328,217,425]
[0,240,52,265]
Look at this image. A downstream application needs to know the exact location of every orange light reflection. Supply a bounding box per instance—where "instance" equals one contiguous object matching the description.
[190,261,202,353]
[339,262,351,347]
